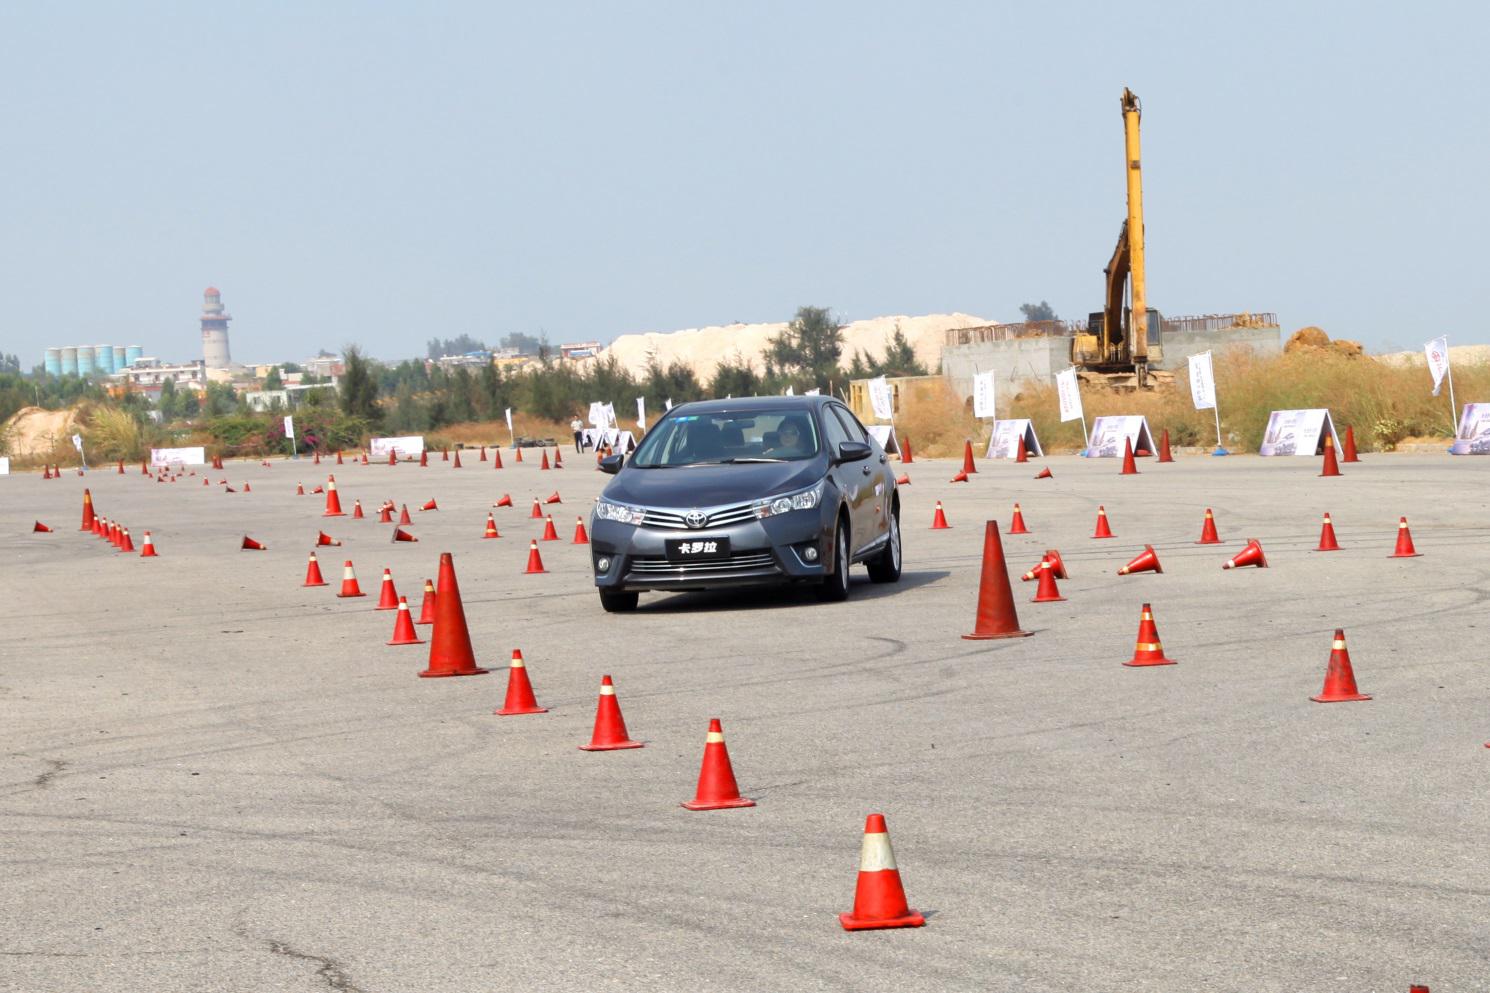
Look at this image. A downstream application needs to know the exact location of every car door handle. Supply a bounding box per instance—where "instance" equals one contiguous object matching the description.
[861,465,872,475]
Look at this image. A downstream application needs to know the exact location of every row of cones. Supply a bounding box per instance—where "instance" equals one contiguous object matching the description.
[68,490,158,555]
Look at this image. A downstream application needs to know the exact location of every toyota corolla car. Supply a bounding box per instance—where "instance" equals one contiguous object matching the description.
[588,396,902,611]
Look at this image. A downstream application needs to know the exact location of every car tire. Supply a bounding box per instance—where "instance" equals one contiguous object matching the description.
[599,589,639,613]
[866,505,902,584]
[817,520,851,602]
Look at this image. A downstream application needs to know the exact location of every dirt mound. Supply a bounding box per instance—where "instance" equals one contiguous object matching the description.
[1285,327,1365,358]
[1,406,79,458]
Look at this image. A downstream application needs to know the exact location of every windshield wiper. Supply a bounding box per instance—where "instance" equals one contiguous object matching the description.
[720,457,786,463]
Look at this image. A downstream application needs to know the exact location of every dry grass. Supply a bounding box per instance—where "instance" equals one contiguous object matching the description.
[427,414,588,451]
[891,378,981,457]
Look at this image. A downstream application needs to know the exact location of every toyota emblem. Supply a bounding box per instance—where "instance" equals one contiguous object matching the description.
[684,510,708,529]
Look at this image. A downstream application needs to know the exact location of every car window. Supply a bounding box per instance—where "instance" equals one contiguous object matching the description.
[821,406,852,453]
[630,410,822,466]
[829,404,869,443]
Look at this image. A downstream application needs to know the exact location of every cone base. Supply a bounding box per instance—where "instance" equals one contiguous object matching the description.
[336,592,366,598]
[1389,552,1422,558]
[418,667,490,678]
[1032,594,1066,603]
[1093,535,1115,539]
[962,629,1033,640]
[1195,538,1222,545]
[495,705,548,716]
[839,910,925,931]
[525,568,548,574]
[304,580,328,587]
[1310,692,1371,703]
[323,511,346,517]
[1314,546,1341,552]
[578,740,644,751]
[1124,656,1177,667]
[682,796,756,811]
[388,637,426,646]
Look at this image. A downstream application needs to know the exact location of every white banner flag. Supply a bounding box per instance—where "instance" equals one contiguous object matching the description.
[868,376,894,420]
[804,388,820,396]
[1188,351,1217,410]
[971,371,996,419]
[1425,336,1450,396]
[71,433,84,453]
[603,402,617,428]
[1056,368,1083,423]
[784,385,794,396]
[283,415,295,439]
[665,398,673,411]
[635,396,646,430]
[504,407,513,433]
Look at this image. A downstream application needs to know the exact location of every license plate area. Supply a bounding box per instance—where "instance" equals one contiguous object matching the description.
[665,536,731,562]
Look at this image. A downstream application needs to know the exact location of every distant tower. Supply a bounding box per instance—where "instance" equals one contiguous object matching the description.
[200,286,232,368]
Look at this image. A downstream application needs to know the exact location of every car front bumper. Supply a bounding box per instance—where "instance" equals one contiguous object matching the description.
[590,509,833,592]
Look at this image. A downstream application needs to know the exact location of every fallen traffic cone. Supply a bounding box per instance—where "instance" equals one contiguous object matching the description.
[572,517,590,544]
[118,528,134,553]
[33,521,52,533]
[242,535,267,551]
[494,649,547,716]
[540,516,559,541]
[681,718,754,810]
[901,436,913,463]
[495,493,513,508]
[1034,466,1052,479]
[375,568,399,609]
[1008,503,1030,534]
[1196,508,1222,544]
[391,527,418,542]
[1310,629,1371,702]
[1120,437,1139,475]
[950,470,969,483]
[530,498,543,519]
[419,552,489,678]
[303,551,327,586]
[420,498,438,512]
[416,579,436,623]
[1092,505,1115,538]
[316,530,341,546]
[1315,513,1341,552]
[398,504,412,525]
[1158,429,1175,463]
[1015,436,1028,463]
[80,488,95,531]
[524,540,547,574]
[323,476,345,516]
[578,675,642,750]
[1390,516,1421,558]
[482,513,500,539]
[337,560,365,596]
[1124,602,1176,667]
[963,521,1031,640]
[139,531,158,557]
[1319,433,1341,477]
[1031,560,1066,602]
[311,485,324,494]
[544,491,562,505]
[895,474,910,485]
[492,449,503,469]
[387,596,424,645]
[930,501,950,529]
[540,450,550,470]
[1021,548,1069,582]
[962,439,977,474]
[1342,425,1361,462]
[1223,539,1268,570]
[452,449,462,468]
[839,813,924,931]
[352,500,364,519]
[1118,545,1163,576]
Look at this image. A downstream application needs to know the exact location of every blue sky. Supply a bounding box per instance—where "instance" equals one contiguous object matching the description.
[2,2,1486,366]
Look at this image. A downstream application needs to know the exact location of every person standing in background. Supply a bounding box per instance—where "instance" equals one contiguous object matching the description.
[571,414,584,452]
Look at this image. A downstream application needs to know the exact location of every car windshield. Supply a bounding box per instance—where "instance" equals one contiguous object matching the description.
[630,410,821,467]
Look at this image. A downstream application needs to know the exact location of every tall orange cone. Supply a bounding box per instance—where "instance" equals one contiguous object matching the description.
[1092,505,1115,538]
[80,488,95,531]
[482,513,500,539]
[452,449,462,468]
[1120,436,1139,475]
[1342,425,1361,463]
[839,814,924,931]
[1015,436,1028,463]
[540,450,550,470]
[494,649,547,715]
[1310,629,1371,702]
[416,578,436,624]
[419,552,489,678]
[420,498,438,512]
[572,517,590,544]
[139,531,158,557]
[930,501,950,529]
[118,528,134,553]
[682,718,754,810]
[495,493,513,508]
[375,568,399,609]
[1118,545,1163,576]
[1319,433,1342,477]
[1034,466,1052,479]
[961,439,977,474]
[479,445,487,461]
[33,521,53,533]
[387,596,424,645]
[1390,516,1421,558]
[242,535,267,550]
[578,675,642,750]
[316,530,341,546]
[1008,503,1029,534]
[442,448,449,461]
[1222,539,1268,570]
[515,446,524,462]
[1031,560,1066,602]
[398,504,412,525]
[303,551,327,586]
[390,526,419,542]
[1124,603,1176,666]
[1315,513,1341,551]
[553,447,563,468]
[492,448,504,469]
[323,476,345,516]
[1196,508,1221,544]
[963,521,1032,640]
[388,449,397,465]
[352,500,364,519]
[540,516,559,541]
[1158,428,1175,463]
[949,469,969,483]
[337,560,365,596]
[524,540,547,574]
[419,450,428,467]
[530,498,544,519]
[544,491,562,505]
[336,450,344,465]
[901,436,913,463]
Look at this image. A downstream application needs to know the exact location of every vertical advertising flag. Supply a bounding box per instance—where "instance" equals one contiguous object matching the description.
[784,385,794,396]
[868,376,894,420]
[971,371,996,419]
[635,396,646,431]
[504,407,513,433]
[1425,336,1450,396]
[1188,352,1217,410]
[1056,368,1083,422]
[664,398,673,411]
[283,415,295,439]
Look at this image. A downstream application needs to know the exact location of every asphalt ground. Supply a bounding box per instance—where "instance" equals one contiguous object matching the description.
[1,450,1487,993]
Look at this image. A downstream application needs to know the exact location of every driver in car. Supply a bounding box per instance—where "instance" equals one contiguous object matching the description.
[765,417,810,458]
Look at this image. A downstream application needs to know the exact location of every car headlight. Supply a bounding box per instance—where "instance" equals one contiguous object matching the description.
[754,481,824,519]
[594,499,645,526]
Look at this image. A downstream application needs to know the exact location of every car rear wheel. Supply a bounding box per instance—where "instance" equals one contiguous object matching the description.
[866,506,902,583]
[599,589,639,612]
[817,520,851,602]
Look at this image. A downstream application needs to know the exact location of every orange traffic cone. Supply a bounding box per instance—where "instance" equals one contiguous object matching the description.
[1390,517,1421,558]
[139,531,158,557]
[1015,436,1028,463]
[540,450,550,470]
[1008,503,1030,534]
[80,488,95,531]
[1319,433,1341,477]
[681,718,754,810]
[530,498,543,519]
[839,813,924,931]
[963,521,1031,640]
[352,500,364,519]
[961,439,977,474]
[1034,466,1052,479]
[33,521,52,533]
[378,503,393,523]
[442,448,449,462]
[311,485,324,494]
[930,501,950,529]
[1342,425,1361,463]
[303,551,327,586]
[316,530,341,547]
[480,445,487,462]
[901,436,914,463]
[116,459,124,474]
[416,579,436,624]
[296,482,305,496]
[398,504,412,525]
[949,469,969,483]
[452,449,462,468]
[492,449,504,469]
[1031,560,1066,602]
[482,514,500,539]
[419,450,428,467]
[524,540,547,574]
[336,450,344,465]
[578,675,643,750]
[1118,545,1163,576]
[1310,629,1371,702]
[540,516,559,541]
[375,568,399,609]
[243,482,251,492]
[388,449,397,465]
[118,528,134,553]
[1120,437,1139,475]
[1223,539,1268,570]
[1092,505,1115,538]
[1316,513,1341,551]
[544,491,562,505]
[1196,508,1222,544]
[337,560,365,596]
[420,498,438,512]
[495,494,513,508]
[895,474,910,485]
[1124,602,1176,666]
[572,517,590,544]
[391,527,418,542]
[387,596,424,645]
[242,535,267,550]
[1021,548,1068,582]
[419,552,490,678]
[553,448,563,468]
[494,649,547,715]
[360,452,368,465]
[515,446,523,462]
[1158,428,1175,463]
[323,476,345,516]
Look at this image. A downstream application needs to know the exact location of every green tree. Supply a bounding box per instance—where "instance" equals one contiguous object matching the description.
[764,306,844,390]
[263,366,284,390]
[479,362,506,420]
[708,355,761,398]
[426,335,488,360]
[179,389,201,418]
[1019,301,1058,322]
[877,325,928,377]
[500,331,543,355]
[203,381,237,418]
[339,345,381,424]
[157,378,179,421]
[0,353,19,374]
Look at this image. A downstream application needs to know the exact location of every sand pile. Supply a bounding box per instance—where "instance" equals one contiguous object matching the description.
[1,406,78,458]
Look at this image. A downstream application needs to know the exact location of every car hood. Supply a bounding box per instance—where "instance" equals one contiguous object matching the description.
[604,459,825,509]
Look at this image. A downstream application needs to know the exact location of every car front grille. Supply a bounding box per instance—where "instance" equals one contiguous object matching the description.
[626,551,778,576]
[639,502,757,530]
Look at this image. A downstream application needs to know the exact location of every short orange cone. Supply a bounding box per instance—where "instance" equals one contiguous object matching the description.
[1008,502,1029,534]
[243,482,251,492]
[1310,629,1371,702]
[1390,517,1421,558]
[515,446,523,462]
[419,450,428,467]
[452,449,462,468]
[1015,436,1028,463]
[495,493,513,508]
[420,498,438,512]
[492,649,547,715]
[388,449,397,465]
[1157,428,1175,463]
[398,504,412,525]
[1196,508,1221,544]
[390,526,418,542]
[540,450,550,470]
[540,515,559,541]
[1118,545,1163,576]
[682,718,754,810]
[118,528,134,553]
[492,449,503,469]
[479,445,487,461]
[1123,603,1176,666]
[352,500,364,519]
[375,568,399,609]
[949,469,969,483]
[900,436,913,463]
[1092,505,1115,538]
[33,521,52,533]
[1315,513,1341,551]
[482,513,500,539]
[544,491,562,505]
[419,552,489,678]
[442,448,449,462]
[416,579,436,624]
[1120,437,1139,475]
[530,498,543,519]
[387,596,424,645]
[961,439,977,474]
[839,814,924,931]
[1319,432,1341,477]
[1342,425,1361,463]
[930,501,950,529]
[336,450,343,465]
[323,476,345,516]
[553,448,563,468]
[1034,466,1052,479]
[316,530,341,547]
[578,675,643,750]
[337,560,365,596]
[572,517,590,544]
[296,482,305,495]
[524,540,547,574]
[377,504,393,523]
[1222,539,1267,570]
[140,531,158,557]
[962,521,1032,640]
[303,551,327,586]
[1031,560,1066,602]
[242,535,267,551]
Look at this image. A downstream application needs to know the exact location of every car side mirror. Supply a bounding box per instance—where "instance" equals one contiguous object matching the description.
[599,453,624,475]
[835,441,872,463]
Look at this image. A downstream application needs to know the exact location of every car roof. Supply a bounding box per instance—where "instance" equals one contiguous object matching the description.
[665,395,834,416]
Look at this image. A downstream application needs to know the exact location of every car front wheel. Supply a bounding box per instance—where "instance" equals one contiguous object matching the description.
[816,520,851,602]
[599,589,639,613]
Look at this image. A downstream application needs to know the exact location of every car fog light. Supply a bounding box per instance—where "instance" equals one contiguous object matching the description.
[596,557,612,572]
[803,546,819,562]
